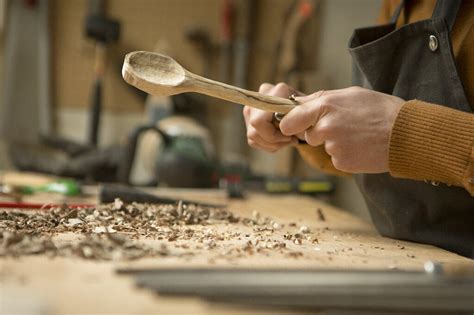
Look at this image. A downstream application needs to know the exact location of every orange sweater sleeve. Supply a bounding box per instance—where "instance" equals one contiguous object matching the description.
[389,100,474,195]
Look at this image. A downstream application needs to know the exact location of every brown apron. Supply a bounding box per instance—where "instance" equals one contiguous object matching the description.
[349,0,474,258]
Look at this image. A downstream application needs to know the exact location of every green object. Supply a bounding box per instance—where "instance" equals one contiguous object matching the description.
[168,136,209,163]
[21,179,81,196]
[265,179,333,194]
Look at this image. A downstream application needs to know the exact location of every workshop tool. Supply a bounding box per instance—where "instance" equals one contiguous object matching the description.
[186,28,214,78]
[118,121,216,188]
[99,184,225,208]
[12,1,123,182]
[118,266,474,313]
[122,52,298,114]
[273,0,316,83]
[219,0,234,84]
[10,143,124,183]
[228,0,257,157]
[21,179,81,196]
[0,172,80,198]
[85,0,121,146]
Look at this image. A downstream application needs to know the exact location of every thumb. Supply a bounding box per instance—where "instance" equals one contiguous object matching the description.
[279,101,323,136]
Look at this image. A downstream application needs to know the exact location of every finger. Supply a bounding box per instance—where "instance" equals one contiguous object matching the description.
[304,124,325,147]
[248,110,292,143]
[279,100,325,136]
[259,83,275,94]
[249,129,295,148]
[250,138,295,153]
[269,82,304,98]
[243,106,253,127]
[260,121,294,143]
[248,132,294,152]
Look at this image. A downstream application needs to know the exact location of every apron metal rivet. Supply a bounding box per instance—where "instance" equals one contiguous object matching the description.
[429,35,439,52]
[431,181,439,186]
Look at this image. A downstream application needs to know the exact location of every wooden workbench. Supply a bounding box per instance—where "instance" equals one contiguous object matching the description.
[1,192,473,314]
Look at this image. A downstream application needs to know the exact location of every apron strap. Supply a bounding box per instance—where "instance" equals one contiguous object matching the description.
[389,0,406,25]
[390,0,461,31]
[432,0,462,31]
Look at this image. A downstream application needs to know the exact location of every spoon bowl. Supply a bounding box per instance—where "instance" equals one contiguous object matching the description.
[123,51,187,96]
[122,51,297,113]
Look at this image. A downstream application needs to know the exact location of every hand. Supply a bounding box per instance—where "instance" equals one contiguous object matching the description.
[279,86,404,173]
[243,83,302,153]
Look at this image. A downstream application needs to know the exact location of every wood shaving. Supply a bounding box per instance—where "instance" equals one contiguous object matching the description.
[0,200,307,261]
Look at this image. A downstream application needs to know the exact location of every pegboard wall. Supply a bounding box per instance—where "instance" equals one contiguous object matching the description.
[51,0,321,113]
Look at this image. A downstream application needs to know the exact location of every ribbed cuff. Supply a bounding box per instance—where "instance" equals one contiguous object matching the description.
[389,100,474,192]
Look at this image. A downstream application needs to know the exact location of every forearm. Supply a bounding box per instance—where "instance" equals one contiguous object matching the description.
[389,100,474,195]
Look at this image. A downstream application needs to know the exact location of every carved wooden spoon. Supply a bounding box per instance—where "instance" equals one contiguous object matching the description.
[122,51,297,114]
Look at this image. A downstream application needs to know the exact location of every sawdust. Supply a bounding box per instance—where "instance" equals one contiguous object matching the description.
[0,200,305,261]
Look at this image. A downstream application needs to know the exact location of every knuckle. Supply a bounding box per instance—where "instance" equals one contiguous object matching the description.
[348,86,362,92]
[248,116,263,128]
[319,95,334,107]
[312,90,326,99]
[324,141,340,156]
[247,129,258,140]
[259,82,274,93]
[316,122,332,138]
[274,82,288,90]
[273,82,290,95]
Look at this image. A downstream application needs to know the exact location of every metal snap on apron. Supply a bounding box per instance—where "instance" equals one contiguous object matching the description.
[349,0,474,258]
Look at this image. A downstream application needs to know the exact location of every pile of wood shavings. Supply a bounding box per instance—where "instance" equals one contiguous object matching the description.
[0,199,306,261]
[0,232,168,261]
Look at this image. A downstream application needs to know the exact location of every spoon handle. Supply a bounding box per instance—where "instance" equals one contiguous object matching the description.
[186,72,297,114]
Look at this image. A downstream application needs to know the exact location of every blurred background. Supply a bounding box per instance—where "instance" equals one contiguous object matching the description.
[0,0,382,220]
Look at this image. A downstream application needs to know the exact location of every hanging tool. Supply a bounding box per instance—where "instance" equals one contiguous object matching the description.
[186,28,215,78]
[219,0,235,84]
[122,52,297,114]
[273,0,316,83]
[85,0,120,146]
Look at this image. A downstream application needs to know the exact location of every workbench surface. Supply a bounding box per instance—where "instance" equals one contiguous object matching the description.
[1,192,473,314]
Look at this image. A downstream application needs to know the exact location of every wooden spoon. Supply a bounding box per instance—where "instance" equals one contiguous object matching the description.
[122,51,297,114]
